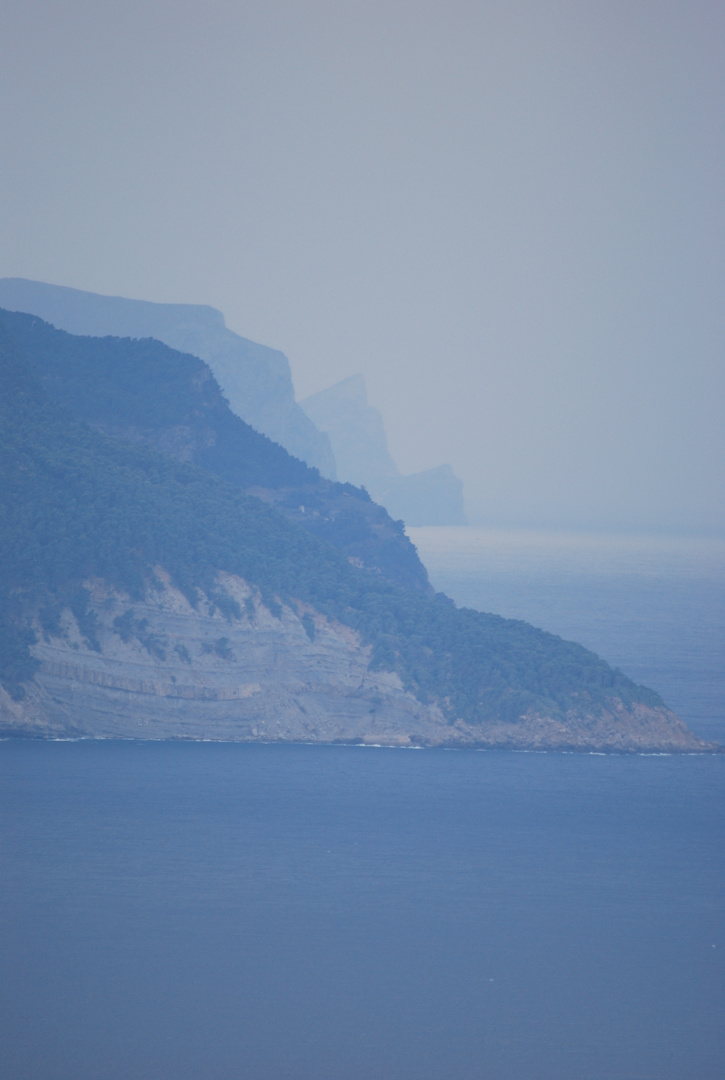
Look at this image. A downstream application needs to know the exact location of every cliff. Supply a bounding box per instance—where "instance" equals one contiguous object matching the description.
[301,374,466,526]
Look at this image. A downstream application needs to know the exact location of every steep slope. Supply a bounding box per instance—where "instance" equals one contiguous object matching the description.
[301,374,466,525]
[0,277,336,477]
[0,309,430,594]
[0,328,710,751]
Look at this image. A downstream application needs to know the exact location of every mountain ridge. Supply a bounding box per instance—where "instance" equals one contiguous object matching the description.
[0,277,336,477]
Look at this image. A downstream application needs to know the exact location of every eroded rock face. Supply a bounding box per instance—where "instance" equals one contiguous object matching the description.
[0,570,712,753]
[0,572,444,745]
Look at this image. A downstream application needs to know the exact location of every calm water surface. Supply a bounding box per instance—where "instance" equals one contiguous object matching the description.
[1,529,723,1080]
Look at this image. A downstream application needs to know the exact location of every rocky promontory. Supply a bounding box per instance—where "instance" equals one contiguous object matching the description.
[0,310,714,754]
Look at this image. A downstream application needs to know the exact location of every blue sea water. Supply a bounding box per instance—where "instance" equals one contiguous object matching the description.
[1,529,723,1080]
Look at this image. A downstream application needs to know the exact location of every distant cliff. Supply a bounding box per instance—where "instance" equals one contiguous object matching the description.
[301,375,466,526]
[0,277,336,477]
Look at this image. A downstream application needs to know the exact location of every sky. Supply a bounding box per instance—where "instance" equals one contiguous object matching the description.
[1,0,722,533]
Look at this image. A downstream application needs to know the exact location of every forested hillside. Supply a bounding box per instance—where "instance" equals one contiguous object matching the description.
[0,309,430,593]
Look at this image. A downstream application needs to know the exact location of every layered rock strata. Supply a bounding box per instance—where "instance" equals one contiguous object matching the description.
[0,572,710,753]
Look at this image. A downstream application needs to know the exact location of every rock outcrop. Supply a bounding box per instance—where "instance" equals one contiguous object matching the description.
[1,572,710,753]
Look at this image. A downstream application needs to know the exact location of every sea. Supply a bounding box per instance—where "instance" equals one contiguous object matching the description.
[1,528,723,1080]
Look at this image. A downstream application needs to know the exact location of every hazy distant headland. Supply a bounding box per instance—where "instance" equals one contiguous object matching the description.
[0,278,465,528]
[300,374,465,526]
[0,299,713,753]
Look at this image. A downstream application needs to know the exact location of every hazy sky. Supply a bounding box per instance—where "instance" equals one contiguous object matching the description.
[1,0,722,532]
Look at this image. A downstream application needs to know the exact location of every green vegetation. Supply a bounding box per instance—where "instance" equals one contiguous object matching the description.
[0,324,663,717]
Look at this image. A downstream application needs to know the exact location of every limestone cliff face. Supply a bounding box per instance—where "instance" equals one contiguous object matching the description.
[0,571,443,745]
[0,571,709,753]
